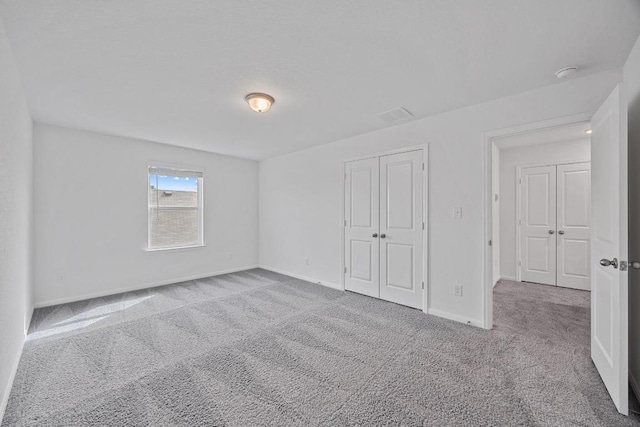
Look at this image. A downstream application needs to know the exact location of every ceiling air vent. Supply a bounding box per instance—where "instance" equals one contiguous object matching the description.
[376,107,413,123]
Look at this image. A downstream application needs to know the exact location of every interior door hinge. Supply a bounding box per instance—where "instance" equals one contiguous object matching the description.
[422,281,424,289]
[344,173,347,180]
[518,260,522,266]
[519,178,522,184]
[489,240,492,246]
[344,267,347,274]
[422,222,425,230]
[344,219,347,226]
[422,163,425,171]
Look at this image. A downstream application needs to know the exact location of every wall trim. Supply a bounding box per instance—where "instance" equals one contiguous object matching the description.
[258,265,341,290]
[0,335,26,424]
[260,266,485,329]
[33,265,259,308]
[427,308,483,329]
[630,370,640,406]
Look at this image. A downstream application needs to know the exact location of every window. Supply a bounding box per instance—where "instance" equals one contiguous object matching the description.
[148,166,203,250]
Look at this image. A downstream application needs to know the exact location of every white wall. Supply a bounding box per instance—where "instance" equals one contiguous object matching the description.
[33,124,259,306]
[498,138,591,280]
[259,69,621,326]
[0,17,33,421]
[624,33,640,400]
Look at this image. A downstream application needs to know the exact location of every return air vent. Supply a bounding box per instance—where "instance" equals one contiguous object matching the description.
[376,107,413,123]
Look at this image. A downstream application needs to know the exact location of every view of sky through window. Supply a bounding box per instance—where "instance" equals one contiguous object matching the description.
[149,174,198,192]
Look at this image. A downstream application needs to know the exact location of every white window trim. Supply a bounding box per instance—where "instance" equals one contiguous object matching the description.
[147,164,205,251]
[144,244,206,253]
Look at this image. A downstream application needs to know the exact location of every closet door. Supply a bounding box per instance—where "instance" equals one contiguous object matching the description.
[557,162,591,290]
[520,165,557,285]
[344,157,380,297]
[379,150,424,309]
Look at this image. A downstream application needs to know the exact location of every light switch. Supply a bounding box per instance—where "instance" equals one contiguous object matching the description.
[453,207,463,219]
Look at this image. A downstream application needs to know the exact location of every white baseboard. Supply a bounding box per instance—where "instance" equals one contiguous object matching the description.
[427,308,484,329]
[631,370,640,404]
[500,275,517,282]
[33,265,260,308]
[258,265,342,290]
[0,334,26,424]
[261,267,482,330]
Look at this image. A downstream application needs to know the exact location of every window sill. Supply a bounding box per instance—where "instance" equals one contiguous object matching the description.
[145,244,206,253]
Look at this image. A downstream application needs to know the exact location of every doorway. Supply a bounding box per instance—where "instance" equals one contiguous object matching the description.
[342,147,427,310]
[485,93,640,415]
[489,120,591,290]
[485,87,631,415]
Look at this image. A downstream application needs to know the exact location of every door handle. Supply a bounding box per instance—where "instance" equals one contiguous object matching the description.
[548,230,555,235]
[600,258,618,269]
[558,230,565,235]
[380,234,386,238]
[372,233,378,238]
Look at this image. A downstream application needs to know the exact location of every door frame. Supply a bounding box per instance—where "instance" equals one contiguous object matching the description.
[515,160,590,283]
[482,112,594,329]
[340,144,429,313]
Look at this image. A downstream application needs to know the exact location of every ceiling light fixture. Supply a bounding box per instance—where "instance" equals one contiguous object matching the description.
[554,66,578,79]
[585,129,592,134]
[245,93,274,113]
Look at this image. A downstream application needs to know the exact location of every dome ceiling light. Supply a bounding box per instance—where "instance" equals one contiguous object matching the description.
[245,93,274,113]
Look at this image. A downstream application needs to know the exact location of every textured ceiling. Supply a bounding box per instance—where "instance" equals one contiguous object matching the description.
[1,1,639,159]
[493,121,591,150]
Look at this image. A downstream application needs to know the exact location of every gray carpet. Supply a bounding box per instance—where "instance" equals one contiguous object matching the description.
[2,270,639,426]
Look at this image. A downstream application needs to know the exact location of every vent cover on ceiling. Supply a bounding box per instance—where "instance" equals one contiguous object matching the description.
[376,107,413,123]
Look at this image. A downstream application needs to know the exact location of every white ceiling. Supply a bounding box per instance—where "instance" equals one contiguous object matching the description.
[493,121,591,150]
[1,1,639,160]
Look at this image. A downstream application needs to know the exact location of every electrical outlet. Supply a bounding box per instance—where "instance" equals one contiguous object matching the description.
[454,284,463,297]
[453,207,463,219]
[305,257,310,266]
[56,274,64,283]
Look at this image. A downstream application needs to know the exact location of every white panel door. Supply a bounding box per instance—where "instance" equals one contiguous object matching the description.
[557,162,591,290]
[379,150,424,309]
[344,157,380,297]
[590,85,628,415]
[520,165,557,285]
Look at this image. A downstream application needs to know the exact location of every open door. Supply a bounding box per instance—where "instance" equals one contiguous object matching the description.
[590,84,629,415]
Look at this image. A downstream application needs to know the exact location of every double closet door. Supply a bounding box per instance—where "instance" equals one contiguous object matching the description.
[520,162,591,290]
[344,150,424,309]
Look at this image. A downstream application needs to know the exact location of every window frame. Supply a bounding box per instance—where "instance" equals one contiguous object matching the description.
[146,163,205,252]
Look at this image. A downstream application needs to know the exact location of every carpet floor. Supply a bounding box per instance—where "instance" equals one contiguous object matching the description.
[2,270,639,426]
